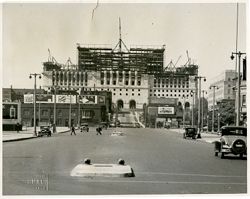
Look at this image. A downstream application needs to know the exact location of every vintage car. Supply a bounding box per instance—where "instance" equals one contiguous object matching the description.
[37,125,52,137]
[80,123,89,132]
[214,126,247,159]
[183,127,197,139]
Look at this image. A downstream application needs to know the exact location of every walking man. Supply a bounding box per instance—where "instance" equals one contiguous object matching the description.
[96,126,102,135]
[71,124,76,136]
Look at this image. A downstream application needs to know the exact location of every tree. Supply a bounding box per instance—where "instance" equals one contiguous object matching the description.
[217,99,236,126]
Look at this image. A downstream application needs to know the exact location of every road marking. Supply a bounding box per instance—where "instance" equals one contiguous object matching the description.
[136,172,245,178]
[75,179,246,185]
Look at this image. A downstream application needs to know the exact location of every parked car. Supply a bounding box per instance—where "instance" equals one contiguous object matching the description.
[38,126,52,137]
[214,126,247,159]
[183,127,197,139]
[80,123,89,132]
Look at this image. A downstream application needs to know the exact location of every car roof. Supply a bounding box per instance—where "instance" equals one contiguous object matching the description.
[221,126,247,129]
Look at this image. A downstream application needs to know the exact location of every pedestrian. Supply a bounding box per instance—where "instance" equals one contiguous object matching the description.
[96,126,102,135]
[71,125,76,136]
[52,123,57,133]
[16,123,20,133]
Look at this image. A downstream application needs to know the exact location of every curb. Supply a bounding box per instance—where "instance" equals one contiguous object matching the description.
[3,129,71,142]
[3,136,37,142]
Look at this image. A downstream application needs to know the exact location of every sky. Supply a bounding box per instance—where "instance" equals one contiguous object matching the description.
[1,1,247,90]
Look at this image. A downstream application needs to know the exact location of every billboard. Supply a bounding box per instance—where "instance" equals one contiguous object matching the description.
[56,95,76,103]
[158,107,174,115]
[79,95,97,104]
[24,94,76,103]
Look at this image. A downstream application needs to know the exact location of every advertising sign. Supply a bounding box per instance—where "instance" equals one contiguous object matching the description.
[24,94,76,103]
[158,107,174,115]
[98,96,105,104]
[24,94,34,103]
[79,95,97,104]
[56,95,76,103]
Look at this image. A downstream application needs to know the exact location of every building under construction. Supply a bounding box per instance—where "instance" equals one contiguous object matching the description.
[77,44,165,74]
[42,20,198,113]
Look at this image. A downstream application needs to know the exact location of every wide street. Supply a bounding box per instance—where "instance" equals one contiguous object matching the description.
[3,127,247,195]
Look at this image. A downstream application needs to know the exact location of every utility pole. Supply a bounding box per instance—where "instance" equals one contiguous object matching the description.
[29,73,41,136]
[209,85,219,132]
[190,90,196,127]
[231,51,246,126]
[201,90,207,131]
[195,76,206,138]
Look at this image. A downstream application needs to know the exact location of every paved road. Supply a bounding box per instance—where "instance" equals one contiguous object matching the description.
[3,128,247,195]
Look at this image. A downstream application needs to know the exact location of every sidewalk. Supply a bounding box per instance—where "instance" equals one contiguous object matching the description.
[2,127,70,142]
[170,128,220,144]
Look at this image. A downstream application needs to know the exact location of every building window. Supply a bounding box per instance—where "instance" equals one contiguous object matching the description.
[162,94,164,96]
[138,93,140,96]
[107,81,110,85]
[114,89,116,91]
[132,89,134,91]
[242,95,246,106]
[150,94,152,96]
[126,89,128,91]
[158,94,160,96]
[150,89,152,92]
[113,93,116,95]
[158,90,160,92]
[131,81,135,85]
[126,93,128,96]
[42,110,48,117]
[58,110,62,117]
[125,81,128,85]
[101,88,103,91]
[138,81,141,86]
[120,93,122,95]
[113,81,116,85]
[101,80,104,85]
[154,94,156,96]
[120,89,122,91]
[138,89,140,91]
[132,93,134,96]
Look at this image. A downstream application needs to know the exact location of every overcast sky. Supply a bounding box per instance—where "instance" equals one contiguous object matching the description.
[2,1,247,90]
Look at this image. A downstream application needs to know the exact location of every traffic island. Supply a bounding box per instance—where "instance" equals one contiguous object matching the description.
[71,158,135,177]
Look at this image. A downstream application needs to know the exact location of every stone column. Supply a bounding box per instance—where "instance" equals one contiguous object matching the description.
[123,71,125,85]
[110,71,113,85]
[135,71,138,86]
[128,71,131,85]
[104,71,107,85]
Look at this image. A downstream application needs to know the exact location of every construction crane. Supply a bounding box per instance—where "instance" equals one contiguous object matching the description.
[48,48,58,64]
[184,50,191,66]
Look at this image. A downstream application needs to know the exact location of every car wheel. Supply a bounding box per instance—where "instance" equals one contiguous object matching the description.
[215,152,218,156]
[239,153,244,159]
[221,152,225,159]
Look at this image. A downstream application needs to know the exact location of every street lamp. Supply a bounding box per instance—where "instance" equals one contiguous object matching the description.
[182,95,188,128]
[207,115,209,132]
[201,90,207,131]
[29,73,42,136]
[53,85,60,132]
[231,51,246,126]
[209,85,219,132]
[190,90,196,127]
[195,76,206,138]
[217,112,221,132]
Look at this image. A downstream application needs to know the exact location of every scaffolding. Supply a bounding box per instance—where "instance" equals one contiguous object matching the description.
[77,45,165,73]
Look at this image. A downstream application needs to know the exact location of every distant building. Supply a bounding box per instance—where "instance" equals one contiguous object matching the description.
[2,88,112,128]
[208,70,237,110]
